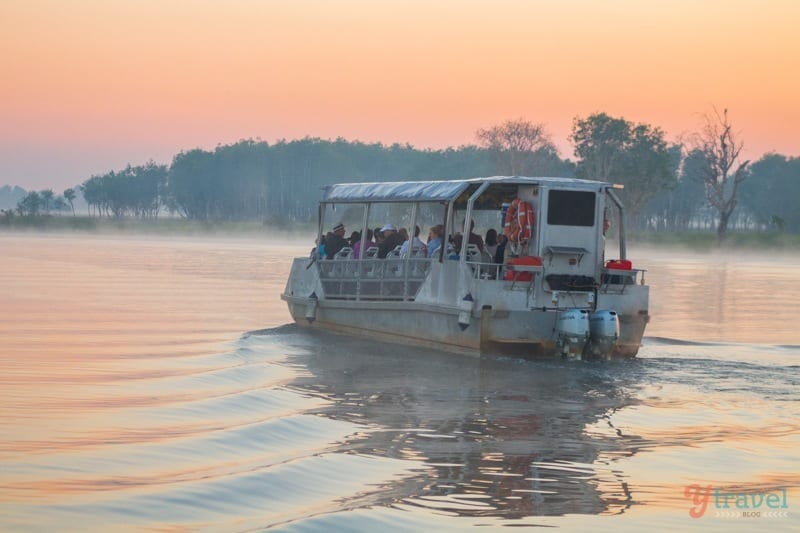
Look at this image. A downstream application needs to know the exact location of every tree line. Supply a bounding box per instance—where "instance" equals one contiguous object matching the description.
[7,110,799,239]
[11,188,75,216]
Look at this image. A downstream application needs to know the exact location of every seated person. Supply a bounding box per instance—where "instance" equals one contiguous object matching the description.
[352,228,375,259]
[324,222,348,259]
[348,231,361,247]
[485,229,498,258]
[467,220,485,252]
[377,224,404,258]
[317,235,326,259]
[374,227,385,247]
[426,225,443,258]
[400,225,427,257]
[448,234,463,260]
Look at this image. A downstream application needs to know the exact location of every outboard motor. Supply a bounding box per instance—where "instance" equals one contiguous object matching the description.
[586,309,620,359]
[556,309,590,358]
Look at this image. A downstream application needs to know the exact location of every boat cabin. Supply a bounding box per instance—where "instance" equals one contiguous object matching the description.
[311,176,638,303]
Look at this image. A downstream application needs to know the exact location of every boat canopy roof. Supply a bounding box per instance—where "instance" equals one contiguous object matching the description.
[321,176,616,204]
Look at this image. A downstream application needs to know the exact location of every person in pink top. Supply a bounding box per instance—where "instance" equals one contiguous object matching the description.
[352,228,375,259]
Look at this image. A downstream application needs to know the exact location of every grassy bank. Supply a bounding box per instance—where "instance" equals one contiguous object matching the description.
[2,214,799,250]
[0,214,316,238]
[628,231,800,250]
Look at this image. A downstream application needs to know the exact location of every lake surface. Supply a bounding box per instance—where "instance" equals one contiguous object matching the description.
[1,233,797,531]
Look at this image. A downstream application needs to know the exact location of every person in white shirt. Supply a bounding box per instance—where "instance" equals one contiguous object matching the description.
[400,225,427,257]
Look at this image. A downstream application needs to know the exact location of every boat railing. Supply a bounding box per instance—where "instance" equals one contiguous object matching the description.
[462,257,545,289]
[599,267,646,293]
[318,256,433,301]
[318,252,559,300]
[461,258,646,294]
[463,259,504,281]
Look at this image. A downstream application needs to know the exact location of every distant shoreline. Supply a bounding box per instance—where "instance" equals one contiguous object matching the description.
[625,231,800,251]
[1,215,799,250]
[0,215,315,239]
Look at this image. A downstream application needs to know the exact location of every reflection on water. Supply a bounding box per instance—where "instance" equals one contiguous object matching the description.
[0,234,798,531]
[282,328,641,518]
[280,328,800,527]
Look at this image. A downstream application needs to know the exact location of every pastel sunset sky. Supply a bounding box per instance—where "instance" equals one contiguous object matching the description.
[2,0,798,190]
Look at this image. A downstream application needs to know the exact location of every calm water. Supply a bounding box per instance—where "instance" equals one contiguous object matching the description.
[1,233,797,532]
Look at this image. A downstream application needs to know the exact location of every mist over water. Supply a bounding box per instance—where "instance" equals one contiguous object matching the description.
[1,234,797,531]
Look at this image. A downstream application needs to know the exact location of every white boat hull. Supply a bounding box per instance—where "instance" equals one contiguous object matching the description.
[282,258,648,358]
[281,176,651,359]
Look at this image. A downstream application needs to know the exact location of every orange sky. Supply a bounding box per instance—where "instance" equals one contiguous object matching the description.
[2,0,798,189]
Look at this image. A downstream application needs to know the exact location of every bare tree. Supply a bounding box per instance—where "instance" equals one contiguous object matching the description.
[476,118,557,175]
[692,108,749,242]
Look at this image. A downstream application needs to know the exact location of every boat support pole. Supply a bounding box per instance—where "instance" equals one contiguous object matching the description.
[458,183,489,330]
[357,202,370,300]
[460,182,489,264]
[606,190,626,261]
[318,203,326,259]
[403,202,418,300]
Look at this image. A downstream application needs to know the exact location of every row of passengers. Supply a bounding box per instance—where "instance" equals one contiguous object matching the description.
[443,226,511,265]
[373,222,487,260]
[323,223,444,260]
[448,232,506,264]
[324,221,509,262]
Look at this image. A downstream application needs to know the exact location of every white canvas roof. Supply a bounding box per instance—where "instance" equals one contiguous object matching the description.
[321,176,613,203]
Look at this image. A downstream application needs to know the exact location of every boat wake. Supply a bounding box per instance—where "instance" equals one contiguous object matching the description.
[645,335,800,351]
[241,323,300,338]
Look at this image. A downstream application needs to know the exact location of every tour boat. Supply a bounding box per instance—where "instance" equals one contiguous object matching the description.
[281,176,649,358]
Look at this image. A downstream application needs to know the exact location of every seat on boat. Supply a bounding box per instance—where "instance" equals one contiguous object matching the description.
[385,245,402,258]
[334,247,353,260]
[385,246,404,277]
[334,247,357,278]
[401,243,427,259]
[360,247,383,280]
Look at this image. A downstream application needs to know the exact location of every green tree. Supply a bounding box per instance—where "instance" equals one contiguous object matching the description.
[52,196,69,213]
[119,161,167,218]
[739,153,800,232]
[165,138,495,222]
[80,162,166,219]
[571,112,679,227]
[81,175,107,216]
[16,191,42,215]
[63,188,76,215]
[40,189,54,213]
[640,146,703,231]
[674,149,711,230]
[64,188,77,216]
[164,149,217,220]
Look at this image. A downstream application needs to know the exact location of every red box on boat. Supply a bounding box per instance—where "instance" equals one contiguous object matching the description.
[504,256,543,282]
[606,259,632,270]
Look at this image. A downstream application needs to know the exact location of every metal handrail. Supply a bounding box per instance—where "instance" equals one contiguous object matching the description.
[318,257,433,301]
